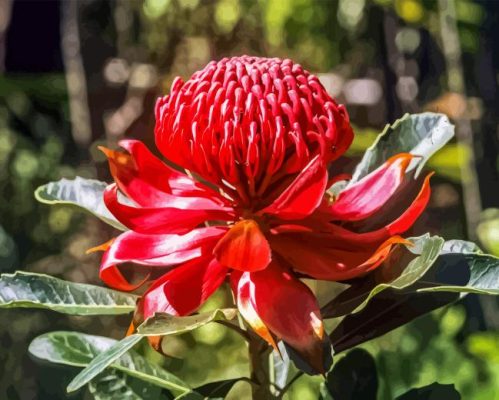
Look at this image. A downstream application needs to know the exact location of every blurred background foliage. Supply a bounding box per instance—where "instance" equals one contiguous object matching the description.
[0,0,498,399]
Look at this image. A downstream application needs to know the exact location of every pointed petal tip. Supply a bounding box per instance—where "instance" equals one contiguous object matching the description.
[86,238,115,254]
[214,220,271,272]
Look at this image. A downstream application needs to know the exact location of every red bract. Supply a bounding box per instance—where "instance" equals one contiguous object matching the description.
[97,56,432,368]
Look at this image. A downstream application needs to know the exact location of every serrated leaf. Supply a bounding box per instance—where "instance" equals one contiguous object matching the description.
[136,308,238,336]
[322,235,445,318]
[0,271,137,315]
[349,113,454,185]
[89,370,170,400]
[35,177,127,230]
[324,349,378,400]
[395,382,461,399]
[28,331,190,395]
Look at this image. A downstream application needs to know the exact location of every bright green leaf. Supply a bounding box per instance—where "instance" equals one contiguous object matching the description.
[67,334,144,392]
[322,235,445,318]
[349,113,454,185]
[0,271,137,315]
[35,177,127,230]
[328,237,499,353]
[28,331,191,395]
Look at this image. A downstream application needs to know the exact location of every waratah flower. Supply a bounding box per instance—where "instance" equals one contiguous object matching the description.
[96,56,431,371]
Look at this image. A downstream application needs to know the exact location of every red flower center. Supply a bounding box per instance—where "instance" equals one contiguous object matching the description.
[155,56,353,208]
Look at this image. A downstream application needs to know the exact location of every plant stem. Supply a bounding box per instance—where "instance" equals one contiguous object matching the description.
[248,334,273,399]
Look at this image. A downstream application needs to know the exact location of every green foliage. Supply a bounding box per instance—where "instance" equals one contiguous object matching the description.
[137,309,238,336]
[35,178,127,231]
[89,370,171,400]
[349,113,455,184]
[29,331,191,396]
[67,334,146,393]
[0,271,137,315]
[322,235,446,318]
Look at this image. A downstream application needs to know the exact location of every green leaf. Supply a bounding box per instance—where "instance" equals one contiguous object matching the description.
[67,334,144,392]
[89,370,170,400]
[416,243,499,296]
[322,235,445,318]
[136,308,238,336]
[328,237,499,352]
[349,113,454,185]
[28,331,190,395]
[329,289,459,353]
[0,271,137,315]
[35,177,127,230]
[395,382,461,399]
[324,349,378,400]
[194,378,244,399]
[324,236,499,321]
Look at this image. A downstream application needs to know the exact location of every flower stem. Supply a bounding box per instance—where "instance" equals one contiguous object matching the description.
[248,334,274,399]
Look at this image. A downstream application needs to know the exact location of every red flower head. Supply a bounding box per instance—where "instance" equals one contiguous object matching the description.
[98,56,431,370]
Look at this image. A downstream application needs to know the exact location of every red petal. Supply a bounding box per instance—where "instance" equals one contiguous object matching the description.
[100,263,150,292]
[119,140,227,201]
[141,256,228,318]
[104,184,233,234]
[259,155,328,220]
[271,234,409,281]
[385,172,433,235]
[100,140,228,207]
[101,226,227,269]
[328,153,413,221]
[279,171,433,245]
[230,271,277,350]
[234,262,325,372]
[213,220,271,272]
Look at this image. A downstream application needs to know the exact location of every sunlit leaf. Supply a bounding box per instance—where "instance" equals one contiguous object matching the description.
[322,235,445,318]
[0,271,137,315]
[35,177,127,230]
[329,237,499,352]
[28,331,190,395]
[349,113,454,185]
[395,382,461,399]
[324,349,378,400]
[67,334,144,392]
[136,308,238,336]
